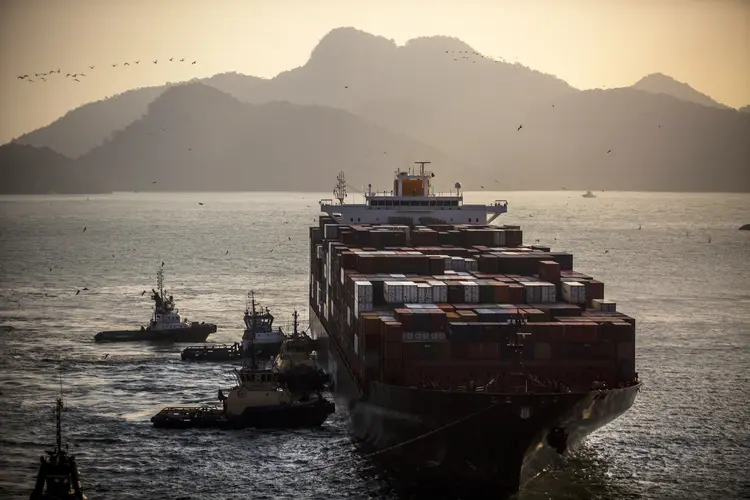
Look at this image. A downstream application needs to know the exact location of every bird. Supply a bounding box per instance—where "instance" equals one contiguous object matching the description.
[153,60,158,64]
[188,148,192,151]
[480,186,484,189]
[82,287,89,291]
[191,61,196,64]
[152,181,157,184]
[604,250,609,254]
[40,77,46,82]
[270,248,274,253]
[75,290,80,295]
[103,354,109,359]
[73,79,80,82]
[112,64,117,67]
[169,58,173,61]
[89,65,95,69]
[225,250,229,255]
[124,62,130,66]
[517,124,523,131]
[48,267,52,272]
[83,226,87,232]
[638,225,642,230]
[161,261,165,267]
[288,237,291,240]
[141,290,146,296]
[80,73,86,77]
[198,202,204,206]
[552,104,555,108]
[179,58,185,62]
[135,60,140,64]
[607,149,612,154]
[344,86,348,89]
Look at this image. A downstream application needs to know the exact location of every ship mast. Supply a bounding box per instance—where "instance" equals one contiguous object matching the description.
[249,291,257,369]
[54,397,63,453]
[157,267,164,300]
[292,309,299,336]
[333,171,347,206]
[414,161,431,175]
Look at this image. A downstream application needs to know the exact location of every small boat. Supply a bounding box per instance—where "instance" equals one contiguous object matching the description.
[30,397,87,500]
[150,366,335,429]
[180,292,285,362]
[94,268,217,342]
[582,190,597,198]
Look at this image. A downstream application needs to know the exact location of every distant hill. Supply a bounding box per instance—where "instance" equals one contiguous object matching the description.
[0,143,103,194]
[15,86,169,159]
[631,73,729,109]
[2,26,748,193]
[75,83,457,192]
[740,105,750,114]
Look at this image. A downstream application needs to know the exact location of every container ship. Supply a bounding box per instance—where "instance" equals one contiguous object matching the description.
[308,163,640,493]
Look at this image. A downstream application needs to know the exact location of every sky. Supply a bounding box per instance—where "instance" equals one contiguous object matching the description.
[1,0,748,144]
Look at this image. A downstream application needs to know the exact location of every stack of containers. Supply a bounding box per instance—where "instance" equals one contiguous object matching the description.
[416,283,433,303]
[561,282,586,304]
[383,282,404,303]
[354,281,374,317]
[429,280,448,302]
[592,299,617,313]
[403,282,418,303]
[461,281,480,303]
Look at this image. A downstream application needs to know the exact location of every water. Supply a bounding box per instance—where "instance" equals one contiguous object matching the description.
[0,191,749,500]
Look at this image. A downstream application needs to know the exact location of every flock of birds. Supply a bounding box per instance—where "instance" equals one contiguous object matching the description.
[16,58,198,84]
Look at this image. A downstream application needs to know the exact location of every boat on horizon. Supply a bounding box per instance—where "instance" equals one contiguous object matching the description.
[310,163,640,493]
[94,267,217,342]
[30,397,87,500]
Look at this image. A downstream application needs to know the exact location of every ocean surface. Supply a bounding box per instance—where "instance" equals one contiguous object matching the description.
[0,191,749,500]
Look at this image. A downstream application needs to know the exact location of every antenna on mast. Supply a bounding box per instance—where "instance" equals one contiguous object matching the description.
[414,161,431,175]
[333,171,347,205]
[157,267,164,298]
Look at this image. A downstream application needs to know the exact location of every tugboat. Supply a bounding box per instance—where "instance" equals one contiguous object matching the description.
[30,397,86,500]
[180,292,285,362]
[582,190,597,198]
[274,310,330,396]
[94,267,217,342]
[151,333,335,429]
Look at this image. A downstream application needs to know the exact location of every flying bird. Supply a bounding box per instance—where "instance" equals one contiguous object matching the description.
[162,261,165,267]
[83,226,87,232]
[152,181,157,184]
[180,58,185,62]
[198,202,203,206]
[517,124,523,131]
[169,58,173,61]
[191,61,196,64]
[40,77,46,82]
[606,149,612,154]
[89,65,95,69]
[225,250,229,255]
[135,60,140,64]
[141,290,146,296]
[74,79,80,82]
[49,267,52,272]
[112,64,117,67]
[75,290,80,295]
[124,62,130,66]
[82,287,89,291]
[153,60,158,64]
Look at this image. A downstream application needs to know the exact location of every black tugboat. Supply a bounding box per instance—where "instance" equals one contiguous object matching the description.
[30,398,86,500]
[180,292,284,362]
[95,268,217,342]
[274,310,330,396]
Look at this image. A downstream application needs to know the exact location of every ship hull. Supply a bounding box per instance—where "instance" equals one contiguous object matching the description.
[310,308,639,493]
[94,324,217,343]
[151,398,336,430]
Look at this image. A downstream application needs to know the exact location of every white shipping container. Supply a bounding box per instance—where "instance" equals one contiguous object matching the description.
[451,257,466,272]
[465,258,478,272]
[384,281,404,303]
[461,281,480,303]
[417,283,433,303]
[592,299,617,313]
[443,257,453,271]
[354,301,373,317]
[539,283,556,303]
[403,282,419,303]
[561,282,586,304]
[354,281,374,304]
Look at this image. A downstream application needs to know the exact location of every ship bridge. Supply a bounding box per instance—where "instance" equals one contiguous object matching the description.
[319,162,508,226]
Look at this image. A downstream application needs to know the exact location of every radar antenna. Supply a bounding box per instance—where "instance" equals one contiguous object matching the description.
[414,161,432,175]
[333,171,347,205]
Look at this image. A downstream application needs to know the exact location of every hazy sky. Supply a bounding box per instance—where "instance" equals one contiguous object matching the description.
[1,0,748,144]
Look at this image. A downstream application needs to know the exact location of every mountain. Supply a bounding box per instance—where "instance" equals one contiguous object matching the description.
[740,105,750,114]
[631,73,729,109]
[15,86,169,159]
[0,143,103,194]
[3,27,748,192]
[74,83,457,192]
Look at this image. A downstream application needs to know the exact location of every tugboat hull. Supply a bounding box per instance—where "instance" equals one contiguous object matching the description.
[94,324,216,342]
[180,340,284,362]
[151,398,336,429]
